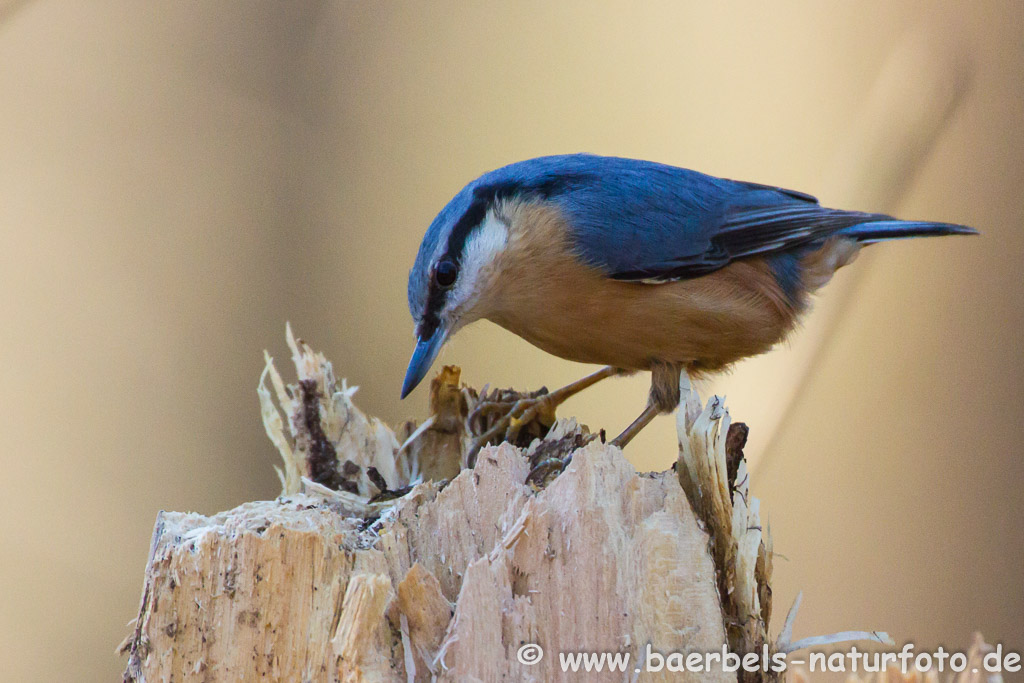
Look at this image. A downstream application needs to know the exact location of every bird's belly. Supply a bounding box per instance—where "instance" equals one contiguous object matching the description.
[489,257,798,372]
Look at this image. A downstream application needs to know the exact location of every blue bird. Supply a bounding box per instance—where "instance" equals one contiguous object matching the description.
[402,154,976,448]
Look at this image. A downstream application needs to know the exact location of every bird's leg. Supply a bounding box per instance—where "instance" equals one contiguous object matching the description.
[506,365,626,439]
[609,404,660,448]
[610,360,683,448]
[468,365,626,465]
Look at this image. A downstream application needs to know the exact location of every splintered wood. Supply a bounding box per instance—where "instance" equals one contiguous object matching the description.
[122,440,730,682]
[676,383,774,680]
[120,327,891,681]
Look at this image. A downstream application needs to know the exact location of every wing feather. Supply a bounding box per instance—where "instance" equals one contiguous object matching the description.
[460,155,970,283]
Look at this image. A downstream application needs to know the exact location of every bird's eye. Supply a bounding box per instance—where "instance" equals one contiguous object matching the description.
[434,260,458,288]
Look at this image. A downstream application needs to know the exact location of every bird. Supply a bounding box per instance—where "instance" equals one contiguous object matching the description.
[400,153,976,450]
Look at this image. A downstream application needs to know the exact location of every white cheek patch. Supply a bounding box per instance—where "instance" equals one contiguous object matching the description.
[450,211,508,310]
[465,211,509,265]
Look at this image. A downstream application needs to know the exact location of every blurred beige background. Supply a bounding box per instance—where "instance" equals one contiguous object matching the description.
[1,1,1021,680]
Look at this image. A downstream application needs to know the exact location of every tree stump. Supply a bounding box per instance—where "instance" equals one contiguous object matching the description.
[119,327,801,681]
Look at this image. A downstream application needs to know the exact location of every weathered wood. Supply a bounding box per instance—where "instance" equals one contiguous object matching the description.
[122,439,734,682]
[121,328,790,681]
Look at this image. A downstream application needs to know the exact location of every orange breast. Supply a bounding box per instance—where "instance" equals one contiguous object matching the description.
[477,200,807,373]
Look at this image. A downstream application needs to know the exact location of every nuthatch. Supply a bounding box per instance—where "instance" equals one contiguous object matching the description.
[401,154,975,447]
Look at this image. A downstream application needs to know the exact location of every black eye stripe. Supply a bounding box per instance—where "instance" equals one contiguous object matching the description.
[443,197,489,265]
[418,194,491,337]
[418,179,540,339]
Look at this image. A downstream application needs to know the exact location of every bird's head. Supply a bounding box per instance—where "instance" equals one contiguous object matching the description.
[400,154,614,398]
[401,180,514,398]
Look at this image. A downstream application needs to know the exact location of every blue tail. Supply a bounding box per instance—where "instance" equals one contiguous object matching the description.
[838,219,978,244]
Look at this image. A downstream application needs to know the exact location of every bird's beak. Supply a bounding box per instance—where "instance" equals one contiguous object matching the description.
[400,325,449,399]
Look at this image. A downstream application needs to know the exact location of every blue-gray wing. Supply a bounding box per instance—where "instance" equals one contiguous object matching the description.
[472,155,969,282]
[595,194,893,281]
[543,159,867,281]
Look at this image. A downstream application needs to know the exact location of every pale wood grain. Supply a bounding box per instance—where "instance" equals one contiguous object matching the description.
[122,440,732,682]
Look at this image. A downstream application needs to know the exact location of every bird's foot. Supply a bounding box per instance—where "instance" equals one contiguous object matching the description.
[465,366,626,467]
[467,390,557,466]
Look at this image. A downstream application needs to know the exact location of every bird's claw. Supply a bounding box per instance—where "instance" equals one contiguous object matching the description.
[506,399,548,442]
[466,392,556,467]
